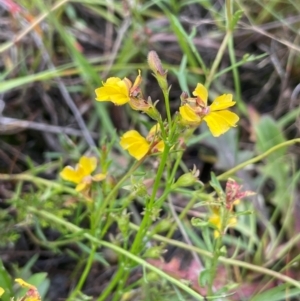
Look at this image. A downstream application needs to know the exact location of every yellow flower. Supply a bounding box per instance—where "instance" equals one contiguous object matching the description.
[179,83,239,137]
[95,71,142,105]
[208,206,237,238]
[0,287,4,297]
[60,156,106,192]
[15,278,41,301]
[120,124,165,160]
[120,130,150,160]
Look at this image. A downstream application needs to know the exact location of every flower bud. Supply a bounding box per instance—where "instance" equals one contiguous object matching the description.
[180,91,189,103]
[172,165,201,189]
[147,51,168,91]
[129,96,160,121]
[117,210,131,236]
[143,244,166,259]
[148,51,165,76]
[151,218,173,234]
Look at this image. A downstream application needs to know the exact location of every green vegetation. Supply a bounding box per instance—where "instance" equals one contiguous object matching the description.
[0,0,300,300]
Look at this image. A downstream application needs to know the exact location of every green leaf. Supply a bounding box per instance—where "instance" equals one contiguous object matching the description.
[251,283,300,301]
[230,10,243,29]
[255,115,286,161]
[0,260,12,301]
[191,217,208,227]
[198,269,211,287]
[210,172,224,196]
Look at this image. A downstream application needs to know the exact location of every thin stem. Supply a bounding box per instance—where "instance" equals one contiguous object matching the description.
[130,144,171,255]
[28,207,205,300]
[207,237,222,296]
[94,158,145,229]
[205,31,231,89]
[28,207,300,291]
[66,244,97,301]
[97,268,124,301]
[0,0,70,54]
[162,87,172,127]
[128,223,300,290]
[226,0,247,114]
[165,193,198,241]
[0,173,76,195]
[113,144,172,297]
[217,138,300,180]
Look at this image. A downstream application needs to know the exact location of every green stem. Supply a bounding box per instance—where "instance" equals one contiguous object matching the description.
[162,86,172,127]
[28,207,205,300]
[85,159,145,300]
[226,0,247,115]
[129,224,300,290]
[97,268,124,301]
[205,31,231,89]
[207,206,230,296]
[165,193,198,241]
[0,173,76,195]
[66,244,97,301]
[130,144,171,255]
[217,138,300,180]
[112,144,172,297]
[94,158,145,230]
[207,237,222,296]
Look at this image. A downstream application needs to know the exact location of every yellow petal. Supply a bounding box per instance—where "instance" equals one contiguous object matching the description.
[154,140,164,153]
[60,166,83,184]
[15,278,35,289]
[75,181,90,192]
[16,280,41,301]
[214,230,220,238]
[209,94,235,111]
[104,77,122,85]
[92,173,106,182]
[228,216,237,226]
[95,77,130,105]
[0,287,4,297]
[79,156,97,176]
[132,70,142,90]
[120,130,146,149]
[208,208,222,238]
[120,130,151,160]
[148,123,161,136]
[127,142,150,160]
[203,110,239,137]
[192,83,208,105]
[208,214,221,230]
[179,105,201,124]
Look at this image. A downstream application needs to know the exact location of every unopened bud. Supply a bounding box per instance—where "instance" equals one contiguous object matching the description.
[180,91,189,103]
[147,51,168,91]
[172,165,201,189]
[143,244,166,259]
[148,51,166,76]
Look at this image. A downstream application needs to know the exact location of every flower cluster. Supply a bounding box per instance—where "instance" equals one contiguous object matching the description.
[94,51,239,161]
[0,278,41,301]
[208,178,254,238]
[61,52,241,196]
